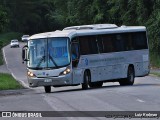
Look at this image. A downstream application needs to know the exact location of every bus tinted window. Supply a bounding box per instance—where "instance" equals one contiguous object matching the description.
[79,36,98,55]
[79,31,148,55]
[126,33,134,50]
[100,32,147,53]
[132,32,148,50]
[114,34,126,52]
[79,36,90,55]
[101,35,115,53]
[96,36,103,53]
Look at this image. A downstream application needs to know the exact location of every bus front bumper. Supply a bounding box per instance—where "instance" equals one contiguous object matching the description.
[28,74,72,87]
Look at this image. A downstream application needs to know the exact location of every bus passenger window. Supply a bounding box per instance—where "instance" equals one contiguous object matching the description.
[126,34,134,50]
[102,35,115,53]
[115,34,125,52]
[132,32,148,50]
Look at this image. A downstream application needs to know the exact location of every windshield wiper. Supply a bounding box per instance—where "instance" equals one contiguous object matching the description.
[49,54,58,68]
[36,54,58,68]
[36,55,46,68]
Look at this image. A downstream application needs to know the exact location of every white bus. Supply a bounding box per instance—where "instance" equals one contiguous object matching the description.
[22,24,150,93]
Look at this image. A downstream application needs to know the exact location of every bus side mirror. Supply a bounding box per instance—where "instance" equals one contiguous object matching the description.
[22,45,28,64]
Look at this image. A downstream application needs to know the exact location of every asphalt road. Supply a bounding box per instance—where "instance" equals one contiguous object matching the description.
[1,42,160,119]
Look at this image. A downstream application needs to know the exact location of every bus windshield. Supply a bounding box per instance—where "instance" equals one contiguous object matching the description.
[27,37,70,69]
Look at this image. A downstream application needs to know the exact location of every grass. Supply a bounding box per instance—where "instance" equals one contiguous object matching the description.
[0,32,24,90]
[150,52,160,68]
[0,73,23,90]
[0,32,23,65]
[150,71,160,77]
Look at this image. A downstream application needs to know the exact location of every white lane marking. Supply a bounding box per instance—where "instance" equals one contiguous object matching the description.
[137,99,145,103]
[42,94,76,120]
[2,48,8,65]
[11,73,17,79]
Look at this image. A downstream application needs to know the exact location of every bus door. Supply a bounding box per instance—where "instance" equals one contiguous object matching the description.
[71,38,83,84]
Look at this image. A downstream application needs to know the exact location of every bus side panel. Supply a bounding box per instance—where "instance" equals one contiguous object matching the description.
[91,65,113,82]
[72,68,84,84]
[77,49,149,83]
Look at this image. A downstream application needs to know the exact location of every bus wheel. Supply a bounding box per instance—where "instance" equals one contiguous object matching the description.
[119,66,135,86]
[82,71,90,90]
[127,66,135,85]
[44,86,51,93]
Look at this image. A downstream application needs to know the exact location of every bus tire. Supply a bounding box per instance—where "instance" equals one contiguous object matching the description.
[119,66,135,86]
[44,86,51,93]
[126,66,135,85]
[82,71,90,90]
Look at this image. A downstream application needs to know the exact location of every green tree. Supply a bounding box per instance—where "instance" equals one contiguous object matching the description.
[147,0,160,53]
[0,5,9,32]
[0,0,159,55]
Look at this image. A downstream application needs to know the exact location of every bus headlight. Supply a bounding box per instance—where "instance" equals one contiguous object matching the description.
[27,71,36,77]
[59,67,71,76]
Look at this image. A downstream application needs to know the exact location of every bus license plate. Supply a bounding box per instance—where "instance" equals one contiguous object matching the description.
[44,79,52,83]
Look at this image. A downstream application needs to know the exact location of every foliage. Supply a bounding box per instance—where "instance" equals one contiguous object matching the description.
[0,32,22,46]
[0,5,9,32]
[0,0,160,64]
[150,72,160,77]
[150,52,160,68]
[0,32,23,65]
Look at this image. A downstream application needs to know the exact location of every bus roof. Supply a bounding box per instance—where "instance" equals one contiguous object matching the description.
[29,30,76,40]
[29,24,146,40]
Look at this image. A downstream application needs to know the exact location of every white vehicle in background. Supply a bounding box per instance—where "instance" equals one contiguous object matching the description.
[22,24,150,93]
[10,39,19,48]
[21,35,30,42]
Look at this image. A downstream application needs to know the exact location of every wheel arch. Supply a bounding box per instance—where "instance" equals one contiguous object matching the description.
[85,69,91,76]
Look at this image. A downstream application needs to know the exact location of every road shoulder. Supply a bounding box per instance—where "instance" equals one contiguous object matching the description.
[0,64,10,74]
[0,89,32,97]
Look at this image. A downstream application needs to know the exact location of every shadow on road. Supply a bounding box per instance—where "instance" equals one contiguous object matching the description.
[33,83,160,94]
[2,82,159,96]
